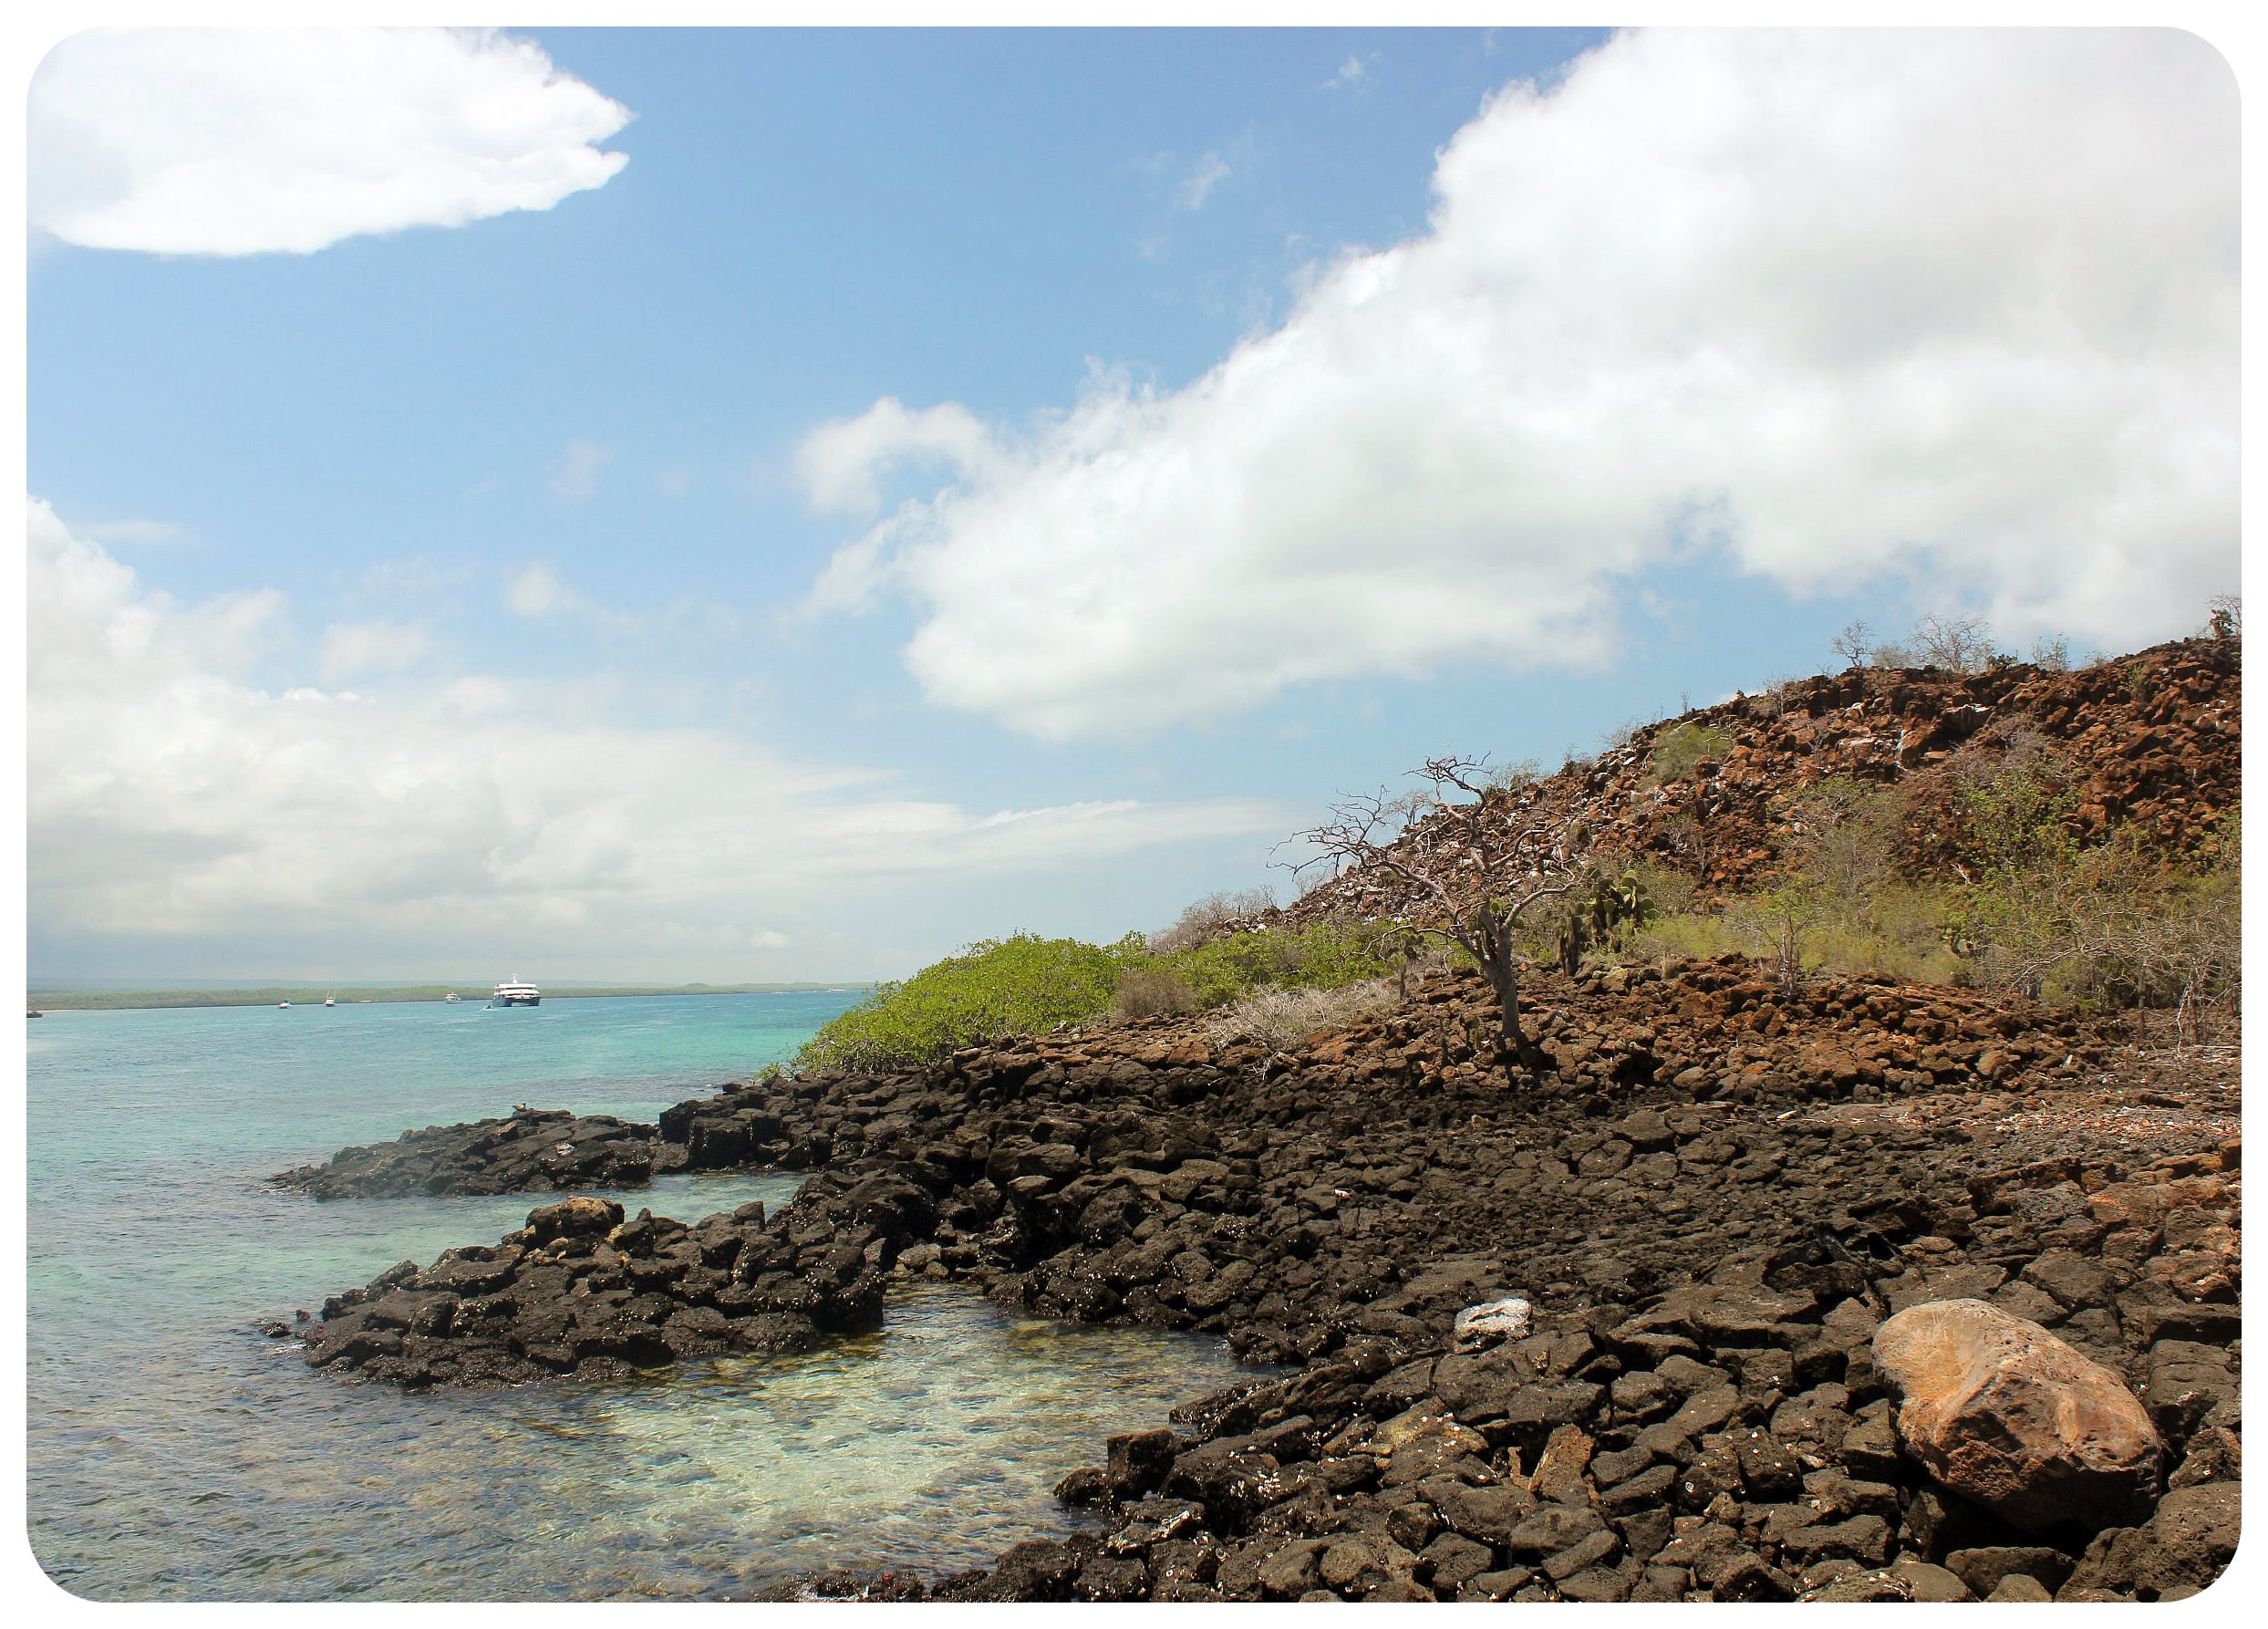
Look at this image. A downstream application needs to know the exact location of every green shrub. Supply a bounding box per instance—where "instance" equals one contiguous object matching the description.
[792,916,1405,1074]
[1961,767,2077,875]
[1113,963,1199,1021]
[1613,751,2238,1024]
[1622,883,1964,988]
[1154,918,1401,1009]
[1647,721,1733,783]
[1946,823,2239,1028]
[795,932,1142,1073]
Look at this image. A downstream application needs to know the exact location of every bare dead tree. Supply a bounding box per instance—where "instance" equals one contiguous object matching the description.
[1909,612,2000,675]
[1287,755,1589,1078]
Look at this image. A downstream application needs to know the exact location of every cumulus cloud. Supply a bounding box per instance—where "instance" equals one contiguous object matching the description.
[28,501,1281,973]
[30,27,630,255]
[319,618,434,685]
[798,398,997,518]
[803,29,2237,742]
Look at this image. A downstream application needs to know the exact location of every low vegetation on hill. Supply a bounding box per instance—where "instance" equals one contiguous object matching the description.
[794,919,1403,1074]
[1293,616,2242,1049]
[1615,766,2238,1040]
[798,614,2241,1074]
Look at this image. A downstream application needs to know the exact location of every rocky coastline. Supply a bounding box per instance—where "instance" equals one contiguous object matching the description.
[272,1105,679,1198]
[273,953,2242,1603]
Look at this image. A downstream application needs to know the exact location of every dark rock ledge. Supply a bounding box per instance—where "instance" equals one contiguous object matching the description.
[271,1106,681,1198]
[273,958,2242,1603]
[285,1171,936,1387]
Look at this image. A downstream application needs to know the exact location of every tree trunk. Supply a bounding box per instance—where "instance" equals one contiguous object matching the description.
[1473,906,1531,1072]
[1488,957,1526,1056]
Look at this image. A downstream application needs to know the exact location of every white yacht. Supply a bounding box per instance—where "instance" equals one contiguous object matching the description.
[489,979,541,1008]
[442,992,461,1003]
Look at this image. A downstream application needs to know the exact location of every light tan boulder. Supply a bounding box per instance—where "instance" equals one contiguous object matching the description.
[1872,1298,2160,1533]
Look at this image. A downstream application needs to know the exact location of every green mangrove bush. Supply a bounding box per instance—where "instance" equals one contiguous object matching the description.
[793,916,1405,1073]
[794,933,1143,1073]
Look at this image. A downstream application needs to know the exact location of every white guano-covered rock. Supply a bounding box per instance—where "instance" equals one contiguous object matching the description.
[1453,1296,1532,1350]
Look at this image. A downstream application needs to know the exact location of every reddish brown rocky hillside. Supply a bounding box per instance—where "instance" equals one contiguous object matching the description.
[1282,636,2238,924]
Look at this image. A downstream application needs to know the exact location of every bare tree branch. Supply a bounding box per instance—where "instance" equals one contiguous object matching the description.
[1284,755,1590,1079]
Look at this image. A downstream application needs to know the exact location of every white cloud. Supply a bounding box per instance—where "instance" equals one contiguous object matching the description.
[319,618,434,685]
[803,29,2237,742]
[79,517,182,544]
[30,27,630,255]
[27,501,1282,973]
[797,397,997,518]
[1176,152,1231,211]
[505,563,575,619]
[501,564,746,649]
[1321,55,1376,91]
[548,438,612,501]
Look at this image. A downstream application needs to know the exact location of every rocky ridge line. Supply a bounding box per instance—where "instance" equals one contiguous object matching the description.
[1278,635,2237,920]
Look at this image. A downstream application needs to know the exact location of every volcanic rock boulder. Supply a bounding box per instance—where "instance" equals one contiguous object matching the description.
[293,1170,934,1387]
[1873,1299,2162,1535]
[274,1107,667,1198]
[2057,1482,2243,1601]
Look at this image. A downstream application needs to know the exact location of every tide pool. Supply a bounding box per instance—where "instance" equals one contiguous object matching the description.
[26,994,1258,1600]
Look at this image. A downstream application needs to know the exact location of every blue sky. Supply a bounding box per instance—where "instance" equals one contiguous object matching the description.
[26,26,2239,982]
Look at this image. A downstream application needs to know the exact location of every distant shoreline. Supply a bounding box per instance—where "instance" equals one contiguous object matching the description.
[26,983,875,1013]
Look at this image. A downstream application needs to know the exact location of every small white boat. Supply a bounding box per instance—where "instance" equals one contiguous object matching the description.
[489,979,541,1008]
[324,995,336,1008]
[442,992,461,1003]
[277,1001,291,1009]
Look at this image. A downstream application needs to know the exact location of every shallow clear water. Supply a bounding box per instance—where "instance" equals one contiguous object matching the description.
[26,996,1260,1600]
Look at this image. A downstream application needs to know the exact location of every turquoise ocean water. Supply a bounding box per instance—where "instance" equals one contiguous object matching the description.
[26,994,1257,1601]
